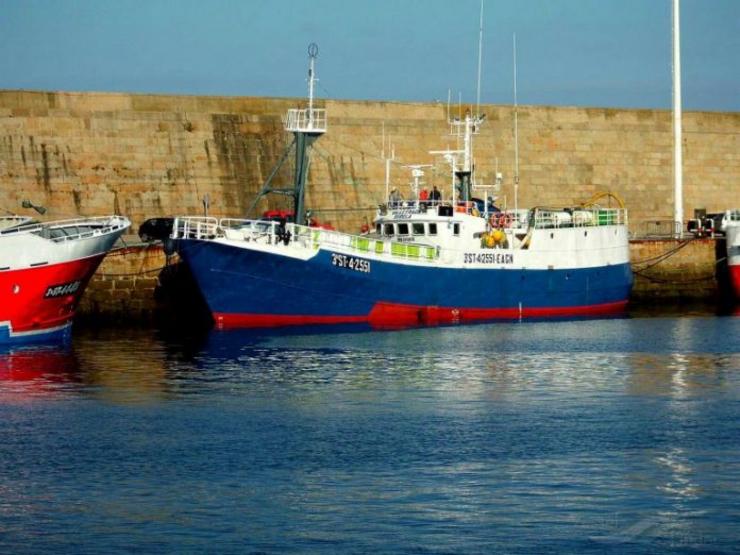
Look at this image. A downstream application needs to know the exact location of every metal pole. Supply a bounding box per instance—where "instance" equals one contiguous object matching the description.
[476,0,484,115]
[385,152,391,202]
[513,32,519,217]
[308,56,315,113]
[308,43,318,130]
[673,0,683,238]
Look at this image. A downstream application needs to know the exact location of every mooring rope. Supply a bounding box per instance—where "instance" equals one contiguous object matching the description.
[631,237,698,269]
[632,234,727,285]
[94,265,170,279]
[632,268,717,284]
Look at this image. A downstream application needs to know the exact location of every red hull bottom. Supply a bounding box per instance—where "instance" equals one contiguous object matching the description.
[731,264,740,301]
[214,300,629,330]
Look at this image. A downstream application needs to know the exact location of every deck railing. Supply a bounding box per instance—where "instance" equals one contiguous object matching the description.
[294,223,439,262]
[172,217,440,263]
[0,216,129,242]
[635,219,680,238]
[172,217,219,240]
[285,108,327,133]
[531,207,627,229]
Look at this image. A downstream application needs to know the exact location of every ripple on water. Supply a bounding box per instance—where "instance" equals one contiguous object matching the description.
[0,315,738,553]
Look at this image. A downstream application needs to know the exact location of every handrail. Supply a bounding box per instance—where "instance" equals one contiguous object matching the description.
[0,215,129,242]
[384,199,445,214]
[172,217,219,240]
[285,108,327,133]
[171,216,440,263]
[529,207,627,229]
[635,219,680,238]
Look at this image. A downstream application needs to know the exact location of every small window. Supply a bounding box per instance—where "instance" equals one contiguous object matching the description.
[375,223,381,234]
[428,223,438,235]
[453,223,460,236]
[412,223,425,235]
[398,223,409,236]
[384,223,394,236]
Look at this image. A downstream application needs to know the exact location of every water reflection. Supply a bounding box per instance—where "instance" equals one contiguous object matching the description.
[0,346,80,400]
[0,332,175,403]
[626,353,736,398]
[2,317,737,406]
[0,316,738,553]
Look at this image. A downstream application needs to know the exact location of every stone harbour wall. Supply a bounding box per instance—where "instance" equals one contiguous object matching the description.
[1,90,738,236]
[76,242,165,322]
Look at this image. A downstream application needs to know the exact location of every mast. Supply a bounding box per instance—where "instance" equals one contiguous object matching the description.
[432,1,486,205]
[442,111,485,204]
[673,0,683,238]
[513,32,519,216]
[476,0,484,114]
[384,134,395,202]
[457,0,486,203]
[248,43,327,225]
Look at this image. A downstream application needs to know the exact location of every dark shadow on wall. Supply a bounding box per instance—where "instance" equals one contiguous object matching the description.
[211,113,290,216]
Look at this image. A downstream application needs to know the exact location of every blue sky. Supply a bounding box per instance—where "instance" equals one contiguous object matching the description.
[1,0,738,110]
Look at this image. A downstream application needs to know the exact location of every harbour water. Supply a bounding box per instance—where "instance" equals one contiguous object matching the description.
[1,313,738,554]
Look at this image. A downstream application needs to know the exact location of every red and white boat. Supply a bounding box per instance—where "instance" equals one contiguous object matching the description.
[0,215,130,345]
[725,210,740,301]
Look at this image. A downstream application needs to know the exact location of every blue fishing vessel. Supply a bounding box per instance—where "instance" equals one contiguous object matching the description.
[167,44,632,330]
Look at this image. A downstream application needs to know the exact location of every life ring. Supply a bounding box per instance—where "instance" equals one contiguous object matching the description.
[489,212,512,229]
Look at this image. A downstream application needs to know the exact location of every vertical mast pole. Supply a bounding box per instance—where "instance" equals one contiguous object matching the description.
[513,32,519,216]
[385,146,393,202]
[476,0,484,115]
[673,0,683,237]
[308,45,317,129]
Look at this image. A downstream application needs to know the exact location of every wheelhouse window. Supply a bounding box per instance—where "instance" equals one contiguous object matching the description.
[412,223,425,236]
[428,223,438,235]
[384,223,394,236]
[375,223,381,235]
[397,223,409,236]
